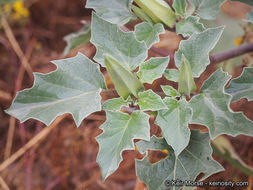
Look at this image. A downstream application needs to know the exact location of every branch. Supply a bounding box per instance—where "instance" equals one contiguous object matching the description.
[209,42,253,64]
[151,42,253,65]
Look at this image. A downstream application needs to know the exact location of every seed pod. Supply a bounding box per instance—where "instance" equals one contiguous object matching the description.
[178,54,196,97]
[131,4,154,24]
[134,0,176,28]
[104,54,144,99]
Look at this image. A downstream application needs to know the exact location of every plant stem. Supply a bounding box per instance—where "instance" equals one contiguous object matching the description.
[151,42,253,65]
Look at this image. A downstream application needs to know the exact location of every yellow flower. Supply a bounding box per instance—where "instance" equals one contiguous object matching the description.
[12,0,30,19]
[162,149,168,155]
[234,37,243,46]
[13,1,24,12]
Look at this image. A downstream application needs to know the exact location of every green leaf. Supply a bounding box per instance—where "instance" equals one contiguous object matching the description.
[0,0,18,6]
[96,110,150,179]
[164,69,179,82]
[189,0,226,20]
[104,54,144,99]
[136,130,224,190]
[176,16,205,37]
[155,98,191,156]
[172,0,187,17]
[212,136,253,176]
[91,13,148,70]
[137,56,169,84]
[189,68,253,139]
[246,10,253,23]
[102,97,131,111]
[178,54,196,97]
[161,85,180,97]
[5,53,106,127]
[86,0,135,25]
[137,89,166,111]
[230,0,253,7]
[63,23,91,56]
[225,67,253,102]
[175,26,224,78]
[134,22,165,48]
[133,0,176,28]
[132,4,154,24]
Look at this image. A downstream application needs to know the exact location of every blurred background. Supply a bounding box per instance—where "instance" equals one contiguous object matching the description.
[0,0,253,189]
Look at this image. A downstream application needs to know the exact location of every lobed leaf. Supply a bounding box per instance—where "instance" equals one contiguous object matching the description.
[155,98,191,156]
[86,0,135,25]
[189,0,226,20]
[102,96,131,111]
[136,130,224,190]
[172,0,187,17]
[176,16,205,37]
[91,13,148,70]
[161,85,180,97]
[189,68,253,139]
[164,69,179,82]
[5,53,106,127]
[137,89,167,111]
[225,67,253,102]
[175,26,224,78]
[134,22,165,48]
[96,110,150,179]
[137,56,169,84]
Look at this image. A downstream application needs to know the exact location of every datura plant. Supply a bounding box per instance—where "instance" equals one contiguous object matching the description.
[5,0,253,189]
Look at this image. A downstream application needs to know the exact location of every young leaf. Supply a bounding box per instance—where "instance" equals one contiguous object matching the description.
[161,85,180,97]
[176,16,205,37]
[136,131,224,190]
[172,0,187,17]
[104,54,144,99]
[5,53,106,127]
[134,0,176,28]
[86,0,135,25]
[137,89,167,111]
[175,26,224,78]
[189,68,253,139]
[230,0,253,6]
[96,110,150,179]
[178,54,196,97]
[102,97,131,111]
[91,13,148,70]
[155,98,191,156]
[137,56,169,84]
[63,23,91,56]
[189,0,226,20]
[164,69,179,82]
[225,67,253,102]
[134,22,165,48]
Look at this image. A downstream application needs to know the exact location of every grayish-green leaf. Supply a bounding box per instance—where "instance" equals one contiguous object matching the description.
[137,56,169,84]
[164,69,179,82]
[155,98,191,156]
[91,13,148,70]
[134,22,165,48]
[161,85,180,97]
[246,10,253,23]
[189,0,226,20]
[136,131,224,190]
[96,110,150,179]
[137,89,167,111]
[189,68,253,139]
[225,67,253,102]
[172,0,187,17]
[5,53,106,127]
[102,96,131,111]
[212,136,253,176]
[176,16,205,37]
[86,0,135,25]
[230,0,253,6]
[63,23,91,56]
[175,26,224,77]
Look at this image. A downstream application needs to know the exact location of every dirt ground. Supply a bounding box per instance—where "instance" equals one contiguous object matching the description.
[0,0,253,189]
